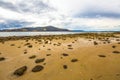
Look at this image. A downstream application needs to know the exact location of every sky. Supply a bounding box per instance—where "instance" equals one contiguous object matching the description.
[0,0,120,31]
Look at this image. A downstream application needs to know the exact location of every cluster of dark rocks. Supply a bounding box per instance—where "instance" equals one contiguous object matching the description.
[0,57,5,61]
[13,65,44,77]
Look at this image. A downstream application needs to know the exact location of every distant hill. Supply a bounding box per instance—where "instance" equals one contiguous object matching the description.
[0,26,69,32]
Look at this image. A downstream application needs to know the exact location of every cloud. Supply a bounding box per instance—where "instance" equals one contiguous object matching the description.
[0,1,19,12]
[0,19,34,30]
[0,0,120,31]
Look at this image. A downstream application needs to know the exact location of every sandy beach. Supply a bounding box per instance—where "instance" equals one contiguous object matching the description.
[0,33,120,80]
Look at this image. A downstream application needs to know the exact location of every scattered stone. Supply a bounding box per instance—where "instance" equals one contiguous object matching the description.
[47,49,51,50]
[28,45,32,48]
[112,45,116,48]
[62,53,69,56]
[112,51,120,54]
[0,57,5,61]
[118,42,120,44]
[29,55,36,59]
[103,42,106,44]
[11,44,15,46]
[60,57,63,59]
[43,63,46,65]
[72,42,75,43]
[94,41,98,45]
[24,51,27,54]
[68,48,73,49]
[116,74,120,76]
[46,54,51,56]
[13,66,27,76]
[45,41,48,44]
[24,43,30,46]
[32,65,44,72]
[90,78,93,80]
[98,55,106,58]
[116,39,120,41]
[71,59,78,62]
[67,45,72,47]
[35,58,45,63]
[18,46,21,48]
[63,65,68,69]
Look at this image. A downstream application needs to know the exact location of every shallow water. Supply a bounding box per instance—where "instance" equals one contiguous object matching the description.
[0,32,83,37]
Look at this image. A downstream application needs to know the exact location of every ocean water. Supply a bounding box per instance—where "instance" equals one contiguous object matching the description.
[0,32,83,37]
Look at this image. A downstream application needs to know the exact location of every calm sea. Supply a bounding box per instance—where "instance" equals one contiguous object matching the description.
[0,32,84,37]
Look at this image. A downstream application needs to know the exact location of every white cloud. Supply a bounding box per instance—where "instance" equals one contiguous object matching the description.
[0,0,120,31]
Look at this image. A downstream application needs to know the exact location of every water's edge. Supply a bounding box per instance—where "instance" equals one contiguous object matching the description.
[0,32,83,37]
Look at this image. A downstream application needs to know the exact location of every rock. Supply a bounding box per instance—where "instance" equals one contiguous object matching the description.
[13,66,27,76]
[63,65,68,69]
[113,51,120,54]
[94,41,98,45]
[71,59,78,62]
[32,65,44,72]
[112,45,116,48]
[68,48,73,49]
[98,55,106,58]
[62,53,69,56]
[47,49,51,50]
[29,55,36,59]
[24,51,27,54]
[35,58,45,63]
[43,63,46,65]
[11,44,15,46]
[46,54,51,56]
[28,45,32,48]
[0,57,5,61]
[67,45,72,47]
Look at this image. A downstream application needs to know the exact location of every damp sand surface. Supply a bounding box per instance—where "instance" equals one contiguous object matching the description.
[0,33,120,80]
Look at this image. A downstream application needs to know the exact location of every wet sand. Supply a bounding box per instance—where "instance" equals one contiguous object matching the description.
[0,33,120,80]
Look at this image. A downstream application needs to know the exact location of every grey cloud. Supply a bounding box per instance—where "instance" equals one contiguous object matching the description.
[75,12,120,19]
[74,5,120,19]
[0,1,19,12]
[0,0,56,14]
[0,19,34,30]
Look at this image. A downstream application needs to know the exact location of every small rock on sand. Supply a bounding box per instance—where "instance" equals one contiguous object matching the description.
[35,58,45,63]
[32,65,44,72]
[29,55,36,59]
[63,65,68,69]
[28,45,33,48]
[46,54,51,56]
[0,57,5,61]
[13,66,27,76]
[62,53,69,56]
[93,41,98,45]
[98,55,106,58]
[112,51,120,54]
[71,59,78,62]
[112,45,116,48]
